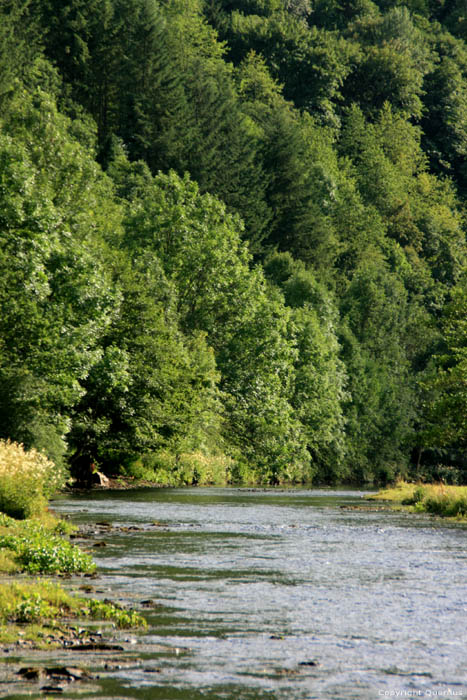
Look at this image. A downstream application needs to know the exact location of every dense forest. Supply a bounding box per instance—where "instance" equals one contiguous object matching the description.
[0,0,466,486]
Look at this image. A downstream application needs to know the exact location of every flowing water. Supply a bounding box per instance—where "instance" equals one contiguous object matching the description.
[50,487,466,699]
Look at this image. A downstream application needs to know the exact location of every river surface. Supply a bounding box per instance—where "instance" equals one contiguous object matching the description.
[51,487,467,700]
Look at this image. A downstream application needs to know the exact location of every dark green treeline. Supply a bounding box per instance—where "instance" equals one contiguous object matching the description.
[0,0,465,485]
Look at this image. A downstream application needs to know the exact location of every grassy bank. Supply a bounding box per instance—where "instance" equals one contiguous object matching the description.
[0,439,146,648]
[369,481,467,519]
[0,579,146,648]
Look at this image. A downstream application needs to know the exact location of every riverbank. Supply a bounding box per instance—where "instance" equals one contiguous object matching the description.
[0,441,143,639]
[0,512,146,637]
[369,480,467,519]
[0,508,148,694]
[0,440,142,646]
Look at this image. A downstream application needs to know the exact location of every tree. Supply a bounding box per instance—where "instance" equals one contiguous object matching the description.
[68,254,221,473]
[420,279,467,452]
[263,253,349,481]
[222,6,354,119]
[339,263,415,482]
[0,0,43,107]
[282,270,348,481]
[112,166,311,482]
[310,0,379,30]
[342,6,432,120]
[0,87,121,464]
[421,29,467,190]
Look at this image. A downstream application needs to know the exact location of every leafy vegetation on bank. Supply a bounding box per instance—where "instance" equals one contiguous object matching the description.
[370,481,467,519]
[0,440,67,519]
[0,442,94,574]
[0,580,146,648]
[0,515,95,575]
[0,441,145,646]
[0,0,466,485]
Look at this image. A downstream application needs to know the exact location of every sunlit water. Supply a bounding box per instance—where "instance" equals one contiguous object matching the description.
[52,488,467,699]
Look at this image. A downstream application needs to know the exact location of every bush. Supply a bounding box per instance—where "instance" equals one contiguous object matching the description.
[423,485,467,517]
[0,440,66,519]
[371,481,467,518]
[84,599,146,628]
[0,516,95,574]
[124,450,232,486]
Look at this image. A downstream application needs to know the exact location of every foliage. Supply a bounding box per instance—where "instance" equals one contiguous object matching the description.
[0,440,66,519]
[83,598,146,628]
[124,450,232,486]
[136,170,312,480]
[0,86,121,467]
[0,514,95,574]
[0,0,466,485]
[418,278,467,457]
[0,579,146,636]
[371,480,467,519]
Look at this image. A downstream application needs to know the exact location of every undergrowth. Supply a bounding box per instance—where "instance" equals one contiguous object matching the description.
[0,442,147,647]
[0,513,95,574]
[370,480,467,519]
[0,440,66,519]
[0,580,146,647]
[124,450,233,486]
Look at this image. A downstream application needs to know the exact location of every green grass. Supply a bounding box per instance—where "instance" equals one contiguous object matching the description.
[0,513,95,575]
[370,480,467,519]
[0,579,146,647]
[0,441,147,648]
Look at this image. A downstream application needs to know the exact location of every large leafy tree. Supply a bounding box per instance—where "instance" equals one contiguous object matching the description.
[342,6,432,120]
[264,253,348,481]
[110,163,311,481]
[0,86,121,463]
[421,29,467,191]
[0,0,43,105]
[420,279,467,454]
[339,263,415,482]
[68,254,221,472]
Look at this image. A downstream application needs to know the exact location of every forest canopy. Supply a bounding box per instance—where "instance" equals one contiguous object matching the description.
[0,0,466,485]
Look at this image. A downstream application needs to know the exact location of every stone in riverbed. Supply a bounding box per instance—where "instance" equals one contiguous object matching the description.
[298,660,319,667]
[92,471,110,487]
[17,667,43,680]
[17,666,93,682]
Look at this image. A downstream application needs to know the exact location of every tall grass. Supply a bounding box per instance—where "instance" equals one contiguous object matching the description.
[370,480,467,518]
[0,440,66,519]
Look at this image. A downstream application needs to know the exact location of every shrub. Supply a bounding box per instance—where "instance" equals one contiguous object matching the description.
[0,440,66,519]
[423,485,467,517]
[371,481,467,518]
[401,485,425,505]
[14,532,96,574]
[124,450,232,486]
[83,599,146,628]
[14,593,55,623]
[0,517,95,574]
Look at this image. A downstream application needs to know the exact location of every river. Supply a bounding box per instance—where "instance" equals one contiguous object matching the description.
[51,487,467,700]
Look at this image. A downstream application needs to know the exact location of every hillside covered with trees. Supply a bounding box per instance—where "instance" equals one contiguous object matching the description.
[1,0,466,486]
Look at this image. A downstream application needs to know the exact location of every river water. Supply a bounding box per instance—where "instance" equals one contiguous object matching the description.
[52,487,467,700]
